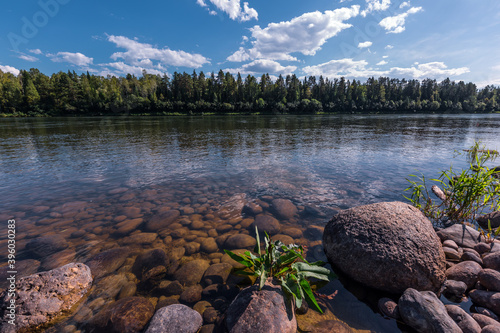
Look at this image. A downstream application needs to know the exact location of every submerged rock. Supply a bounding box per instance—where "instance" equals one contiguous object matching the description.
[174,259,210,286]
[271,199,297,220]
[86,247,131,279]
[253,215,280,236]
[146,210,181,232]
[24,234,69,259]
[323,201,446,293]
[0,263,92,332]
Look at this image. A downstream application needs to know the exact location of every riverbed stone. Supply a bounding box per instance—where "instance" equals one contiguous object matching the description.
[484,253,500,271]
[40,248,76,271]
[92,273,129,300]
[0,259,40,289]
[25,234,69,259]
[446,261,482,290]
[479,269,500,292]
[470,290,500,316]
[174,260,210,286]
[86,247,131,279]
[478,212,500,229]
[323,201,446,293]
[146,210,181,232]
[179,285,203,304]
[132,249,168,280]
[88,296,154,333]
[271,199,297,220]
[476,243,494,255]
[225,279,296,333]
[471,313,500,328]
[444,247,461,261]
[0,263,92,332]
[437,224,484,249]
[202,263,233,286]
[444,239,459,250]
[463,251,484,266]
[145,304,203,333]
[114,218,144,235]
[122,232,158,245]
[243,202,263,216]
[253,215,280,235]
[474,307,499,321]
[282,228,303,239]
[224,234,256,250]
[398,288,461,332]
[446,304,481,333]
[311,320,353,333]
[201,238,219,253]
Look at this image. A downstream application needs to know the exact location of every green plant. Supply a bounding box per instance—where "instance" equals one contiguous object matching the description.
[478,219,500,243]
[224,226,335,314]
[405,141,500,226]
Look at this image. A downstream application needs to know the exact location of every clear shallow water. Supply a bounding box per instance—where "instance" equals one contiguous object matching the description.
[0,114,499,332]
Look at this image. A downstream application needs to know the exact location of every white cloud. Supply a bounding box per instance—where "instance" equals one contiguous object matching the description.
[399,1,410,9]
[48,52,94,66]
[0,65,20,76]
[376,60,388,65]
[18,54,39,62]
[385,44,394,49]
[108,35,210,69]
[358,41,373,48]
[302,58,469,80]
[29,49,43,55]
[225,59,297,75]
[196,0,258,22]
[379,6,422,34]
[361,0,391,17]
[227,5,360,62]
[383,55,389,58]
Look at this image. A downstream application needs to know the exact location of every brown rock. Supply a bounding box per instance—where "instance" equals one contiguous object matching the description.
[174,260,210,286]
[446,261,482,289]
[484,253,500,271]
[478,212,500,229]
[179,285,203,304]
[40,248,76,271]
[282,228,303,239]
[470,290,500,316]
[25,234,69,259]
[114,218,144,235]
[445,304,481,333]
[482,324,500,333]
[202,263,233,286]
[437,224,484,249]
[224,234,256,250]
[144,304,203,333]
[254,215,280,235]
[271,199,297,220]
[312,320,353,333]
[146,210,181,232]
[378,297,400,319]
[479,269,500,292]
[201,238,219,254]
[471,313,500,328]
[86,247,131,279]
[323,202,446,293]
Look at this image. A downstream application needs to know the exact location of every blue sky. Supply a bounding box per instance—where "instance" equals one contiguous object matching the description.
[1,0,500,86]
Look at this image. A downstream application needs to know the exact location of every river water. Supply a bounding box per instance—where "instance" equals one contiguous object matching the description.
[0,114,499,332]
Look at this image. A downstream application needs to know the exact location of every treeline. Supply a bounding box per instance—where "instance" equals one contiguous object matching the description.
[0,68,499,116]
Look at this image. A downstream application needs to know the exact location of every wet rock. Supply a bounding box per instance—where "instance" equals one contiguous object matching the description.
[445,304,481,333]
[86,247,131,279]
[40,248,76,271]
[271,234,295,245]
[442,280,468,299]
[203,308,218,324]
[219,194,247,219]
[146,210,181,232]
[225,279,296,333]
[180,285,203,304]
[216,224,233,233]
[303,205,327,218]
[132,249,168,280]
[444,240,459,250]
[200,324,215,333]
[92,273,128,300]
[253,215,280,236]
[114,218,144,236]
[478,212,500,229]
[174,260,210,286]
[224,234,256,250]
[437,224,484,249]
[323,202,446,293]
[145,304,203,333]
[271,199,297,220]
[202,263,233,286]
[243,202,263,216]
[378,297,400,319]
[484,253,500,271]
[282,228,303,239]
[161,280,184,296]
[0,263,92,332]
[0,259,40,289]
[479,269,500,292]
[312,320,353,333]
[201,238,219,254]
[305,225,324,240]
[88,296,154,333]
[398,288,461,332]
[471,313,500,328]
[122,232,158,245]
[446,261,482,289]
[119,281,137,299]
[121,206,142,219]
[25,234,69,259]
[470,290,500,316]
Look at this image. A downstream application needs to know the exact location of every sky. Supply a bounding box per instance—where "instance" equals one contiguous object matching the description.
[1,0,500,86]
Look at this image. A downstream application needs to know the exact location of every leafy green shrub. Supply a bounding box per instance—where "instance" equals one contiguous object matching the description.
[405,141,500,226]
[224,227,335,313]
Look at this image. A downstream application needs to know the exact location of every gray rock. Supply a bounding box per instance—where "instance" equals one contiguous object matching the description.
[24,234,69,258]
[445,304,481,333]
[479,269,500,292]
[477,212,500,229]
[254,215,281,235]
[470,290,500,316]
[271,199,298,220]
[145,304,203,333]
[398,288,462,332]
[86,247,131,279]
[463,251,484,266]
[437,224,484,249]
[0,263,92,332]
[225,279,296,333]
[323,202,446,293]
[446,261,482,289]
[174,259,210,286]
[476,243,494,255]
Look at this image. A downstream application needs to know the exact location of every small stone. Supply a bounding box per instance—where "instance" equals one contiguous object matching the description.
[145,304,203,333]
[482,325,500,333]
[180,285,203,304]
[161,280,184,296]
[271,199,298,220]
[474,307,499,321]
[462,251,484,266]
[271,234,295,245]
[305,225,324,240]
[471,313,500,328]
[243,202,263,216]
[224,234,256,250]
[444,246,461,261]
[201,238,219,254]
[202,308,218,324]
[282,228,303,239]
[475,242,493,255]
[25,234,69,258]
[444,240,459,250]
[378,297,400,319]
[470,290,500,316]
[146,210,181,232]
[184,242,201,255]
[122,232,158,245]
[86,247,131,279]
[484,253,500,271]
[202,263,233,286]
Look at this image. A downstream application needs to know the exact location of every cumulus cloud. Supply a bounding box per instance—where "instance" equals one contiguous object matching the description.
[376,60,388,65]
[107,35,210,69]
[0,65,20,76]
[227,5,360,62]
[379,6,422,34]
[29,49,43,55]
[399,1,410,8]
[196,0,258,22]
[225,59,297,75]
[358,41,373,48]
[361,0,391,17]
[48,52,94,66]
[303,58,469,80]
[18,54,39,62]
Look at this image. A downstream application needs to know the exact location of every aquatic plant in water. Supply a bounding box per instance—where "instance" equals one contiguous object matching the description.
[405,141,500,227]
[224,226,335,313]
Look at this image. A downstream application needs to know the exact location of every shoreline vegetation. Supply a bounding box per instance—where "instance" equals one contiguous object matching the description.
[0,68,499,117]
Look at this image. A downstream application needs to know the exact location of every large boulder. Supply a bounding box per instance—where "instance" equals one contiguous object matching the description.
[398,288,461,332]
[323,201,446,293]
[225,279,296,333]
[0,263,92,332]
[145,304,203,333]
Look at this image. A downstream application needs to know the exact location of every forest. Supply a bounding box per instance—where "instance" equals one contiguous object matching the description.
[0,68,499,116]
